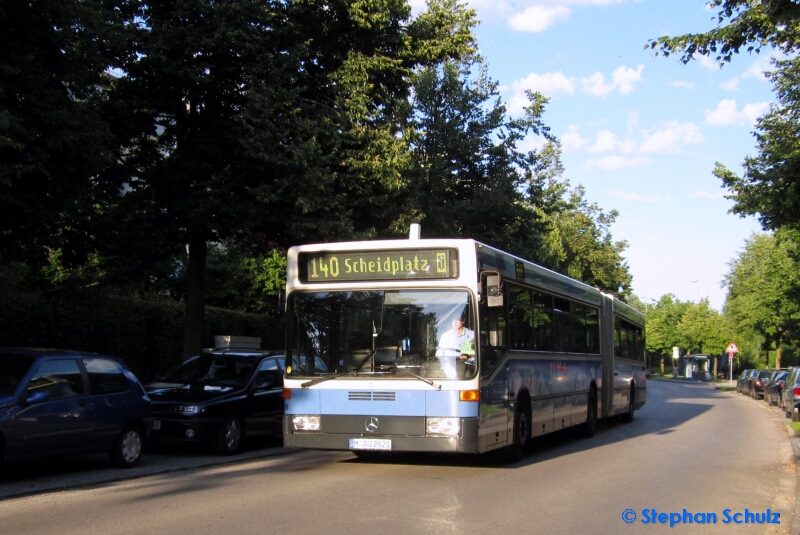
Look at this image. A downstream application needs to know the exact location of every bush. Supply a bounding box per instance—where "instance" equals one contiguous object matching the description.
[0,287,282,382]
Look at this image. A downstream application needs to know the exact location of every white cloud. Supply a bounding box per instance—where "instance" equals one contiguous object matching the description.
[582,122,701,157]
[670,81,696,89]
[720,78,739,91]
[561,125,587,153]
[688,189,726,200]
[512,72,576,96]
[613,65,645,94]
[606,190,670,202]
[587,156,649,170]
[638,122,704,154]
[581,65,644,97]
[719,58,771,92]
[509,6,570,32]
[506,71,576,114]
[705,99,770,126]
[588,130,619,153]
[697,55,720,71]
[582,72,614,97]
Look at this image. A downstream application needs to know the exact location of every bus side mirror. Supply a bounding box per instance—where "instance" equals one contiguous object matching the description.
[486,275,503,307]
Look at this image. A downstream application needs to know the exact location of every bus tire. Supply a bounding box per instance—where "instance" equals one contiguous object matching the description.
[503,401,530,463]
[621,386,635,423]
[582,386,598,438]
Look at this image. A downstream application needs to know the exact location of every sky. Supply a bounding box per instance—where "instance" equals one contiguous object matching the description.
[409,0,777,310]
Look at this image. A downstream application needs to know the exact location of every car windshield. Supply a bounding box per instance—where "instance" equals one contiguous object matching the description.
[158,354,257,388]
[287,289,476,379]
[0,354,35,396]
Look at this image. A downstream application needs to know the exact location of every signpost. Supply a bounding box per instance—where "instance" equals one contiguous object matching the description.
[726,342,739,384]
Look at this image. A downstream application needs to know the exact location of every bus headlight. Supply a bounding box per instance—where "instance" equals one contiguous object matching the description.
[426,417,461,436]
[292,415,321,433]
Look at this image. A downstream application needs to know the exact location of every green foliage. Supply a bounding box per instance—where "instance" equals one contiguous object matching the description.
[0,0,133,265]
[642,294,732,358]
[715,58,800,231]
[0,282,280,382]
[0,0,637,359]
[647,0,800,64]
[538,179,632,298]
[723,230,800,367]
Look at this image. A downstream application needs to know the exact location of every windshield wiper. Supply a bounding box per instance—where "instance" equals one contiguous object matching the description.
[300,371,358,389]
[383,365,441,390]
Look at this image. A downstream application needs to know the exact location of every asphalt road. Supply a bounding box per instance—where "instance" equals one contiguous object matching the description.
[0,380,796,534]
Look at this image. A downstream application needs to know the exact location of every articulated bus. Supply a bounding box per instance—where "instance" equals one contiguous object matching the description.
[282,224,646,460]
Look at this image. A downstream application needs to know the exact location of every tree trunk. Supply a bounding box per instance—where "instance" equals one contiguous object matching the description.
[183,220,207,360]
[776,337,782,370]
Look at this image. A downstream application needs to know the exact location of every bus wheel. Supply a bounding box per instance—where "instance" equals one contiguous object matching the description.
[621,386,635,423]
[582,386,598,438]
[504,404,529,463]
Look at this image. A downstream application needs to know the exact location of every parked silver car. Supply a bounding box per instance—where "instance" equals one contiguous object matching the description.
[783,367,800,418]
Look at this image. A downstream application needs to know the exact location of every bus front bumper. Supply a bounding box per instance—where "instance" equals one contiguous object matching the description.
[284,416,480,453]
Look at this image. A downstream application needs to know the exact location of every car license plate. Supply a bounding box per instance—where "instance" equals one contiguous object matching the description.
[152,420,161,430]
[349,438,391,451]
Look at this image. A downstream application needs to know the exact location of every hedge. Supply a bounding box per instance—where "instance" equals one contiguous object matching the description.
[0,288,282,382]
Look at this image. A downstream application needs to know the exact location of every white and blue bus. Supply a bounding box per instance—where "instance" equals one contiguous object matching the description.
[282,224,646,460]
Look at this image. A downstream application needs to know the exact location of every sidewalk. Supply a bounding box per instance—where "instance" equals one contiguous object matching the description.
[716,383,800,534]
[0,439,293,500]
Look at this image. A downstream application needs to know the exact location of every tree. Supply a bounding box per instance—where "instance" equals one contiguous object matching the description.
[538,177,632,298]
[647,0,800,64]
[714,57,800,231]
[723,230,800,368]
[675,300,732,357]
[644,294,692,358]
[400,54,550,253]
[101,0,479,358]
[0,0,134,266]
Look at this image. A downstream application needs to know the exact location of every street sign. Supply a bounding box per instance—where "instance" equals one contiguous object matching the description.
[726,342,739,353]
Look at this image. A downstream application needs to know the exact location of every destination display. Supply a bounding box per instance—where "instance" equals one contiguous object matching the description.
[300,248,458,282]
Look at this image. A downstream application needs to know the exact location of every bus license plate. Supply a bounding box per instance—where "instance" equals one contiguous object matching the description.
[349,438,391,451]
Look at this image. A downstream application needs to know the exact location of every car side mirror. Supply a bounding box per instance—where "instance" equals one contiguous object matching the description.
[25,390,50,404]
[256,378,274,390]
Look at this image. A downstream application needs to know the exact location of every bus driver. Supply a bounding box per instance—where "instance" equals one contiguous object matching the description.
[437,312,475,378]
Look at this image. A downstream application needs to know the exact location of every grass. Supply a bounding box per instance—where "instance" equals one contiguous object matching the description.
[791,422,800,434]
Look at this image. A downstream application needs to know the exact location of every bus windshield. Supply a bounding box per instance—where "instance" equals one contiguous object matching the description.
[286,290,476,380]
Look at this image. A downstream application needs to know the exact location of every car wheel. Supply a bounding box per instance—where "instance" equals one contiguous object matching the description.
[214,416,243,455]
[582,386,598,439]
[110,425,144,468]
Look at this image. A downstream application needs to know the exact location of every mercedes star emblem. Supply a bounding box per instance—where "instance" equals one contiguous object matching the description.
[365,417,379,432]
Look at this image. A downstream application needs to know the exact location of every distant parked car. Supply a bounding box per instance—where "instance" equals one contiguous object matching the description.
[749,370,774,399]
[765,370,789,406]
[737,369,756,394]
[0,348,152,470]
[146,349,291,455]
[784,367,800,418]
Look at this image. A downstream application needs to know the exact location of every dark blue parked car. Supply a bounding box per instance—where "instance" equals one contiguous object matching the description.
[0,348,152,470]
